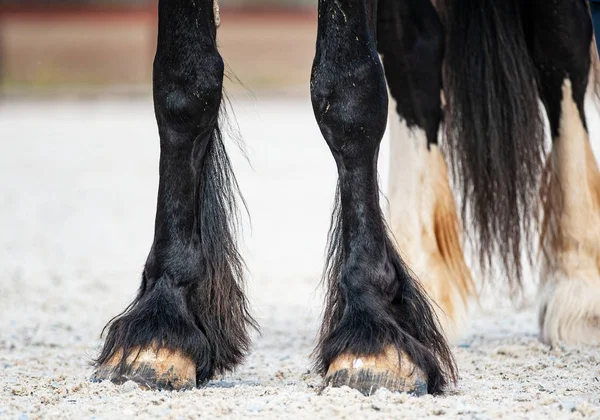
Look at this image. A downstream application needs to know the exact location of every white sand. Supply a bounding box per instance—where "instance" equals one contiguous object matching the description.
[1,98,599,419]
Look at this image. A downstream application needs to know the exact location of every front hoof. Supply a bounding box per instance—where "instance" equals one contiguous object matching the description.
[324,346,427,396]
[92,347,196,391]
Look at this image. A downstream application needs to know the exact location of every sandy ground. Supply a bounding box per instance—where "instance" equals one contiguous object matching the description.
[1,97,600,419]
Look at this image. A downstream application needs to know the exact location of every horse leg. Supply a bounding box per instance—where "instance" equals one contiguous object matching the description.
[377,0,475,342]
[92,0,255,389]
[311,0,456,395]
[532,0,600,344]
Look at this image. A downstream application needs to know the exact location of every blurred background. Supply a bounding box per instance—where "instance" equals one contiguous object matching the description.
[0,0,317,97]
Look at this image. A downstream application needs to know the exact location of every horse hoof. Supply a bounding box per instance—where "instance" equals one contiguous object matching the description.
[324,346,427,396]
[91,347,196,391]
[538,274,600,345]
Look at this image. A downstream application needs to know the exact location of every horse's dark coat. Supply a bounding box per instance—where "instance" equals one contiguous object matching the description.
[377,0,444,147]
[529,0,592,136]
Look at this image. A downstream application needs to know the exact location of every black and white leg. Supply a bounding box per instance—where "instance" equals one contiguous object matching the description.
[378,0,475,342]
[533,0,600,345]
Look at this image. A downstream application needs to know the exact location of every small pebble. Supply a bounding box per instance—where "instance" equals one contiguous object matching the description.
[120,380,140,393]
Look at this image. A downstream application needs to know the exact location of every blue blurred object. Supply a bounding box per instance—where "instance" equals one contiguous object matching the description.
[592,0,600,55]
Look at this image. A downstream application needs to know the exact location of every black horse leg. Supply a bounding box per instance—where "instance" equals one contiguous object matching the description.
[377,0,474,341]
[93,0,256,389]
[531,0,600,345]
[311,0,456,395]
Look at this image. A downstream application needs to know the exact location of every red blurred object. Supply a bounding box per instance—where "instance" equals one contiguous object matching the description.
[0,1,316,95]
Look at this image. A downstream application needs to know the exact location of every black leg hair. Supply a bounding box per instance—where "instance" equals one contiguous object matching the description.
[311,0,456,395]
[94,0,257,388]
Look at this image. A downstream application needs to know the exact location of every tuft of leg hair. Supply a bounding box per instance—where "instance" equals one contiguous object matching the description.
[93,278,209,390]
[314,186,457,395]
[95,119,257,387]
[539,276,600,345]
[539,79,600,345]
[190,125,258,378]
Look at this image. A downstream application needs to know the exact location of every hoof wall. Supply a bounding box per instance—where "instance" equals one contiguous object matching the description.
[324,346,427,396]
[92,347,196,391]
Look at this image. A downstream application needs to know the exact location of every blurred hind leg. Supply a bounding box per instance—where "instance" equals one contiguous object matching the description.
[378,0,475,342]
[533,0,600,344]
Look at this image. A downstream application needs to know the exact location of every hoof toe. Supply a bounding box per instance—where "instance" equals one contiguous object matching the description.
[324,346,427,396]
[92,347,196,391]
